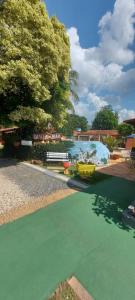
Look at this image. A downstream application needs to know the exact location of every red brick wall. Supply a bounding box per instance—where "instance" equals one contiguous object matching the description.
[126,138,135,149]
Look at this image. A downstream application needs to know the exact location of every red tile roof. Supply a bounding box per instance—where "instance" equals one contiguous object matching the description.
[73,130,119,136]
[0,127,18,133]
[124,118,135,126]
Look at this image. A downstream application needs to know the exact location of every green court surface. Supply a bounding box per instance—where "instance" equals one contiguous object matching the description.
[0,176,135,300]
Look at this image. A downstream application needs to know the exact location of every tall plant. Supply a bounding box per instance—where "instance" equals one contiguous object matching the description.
[103,136,118,152]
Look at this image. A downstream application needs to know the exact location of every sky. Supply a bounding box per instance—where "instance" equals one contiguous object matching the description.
[45,0,135,124]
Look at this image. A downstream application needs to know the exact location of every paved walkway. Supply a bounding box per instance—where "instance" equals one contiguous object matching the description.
[98,160,135,182]
[0,159,75,223]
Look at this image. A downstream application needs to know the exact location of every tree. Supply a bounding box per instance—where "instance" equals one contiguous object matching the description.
[60,114,88,136]
[92,106,118,130]
[0,0,71,130]
[118,123,134,137]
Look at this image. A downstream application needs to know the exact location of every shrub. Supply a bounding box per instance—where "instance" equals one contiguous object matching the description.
[2,132,32,160]
[3,134,32,160]
[118,123,134,137]
[2,138,74,161]
[17,146,32,160]
[2,132,19,158]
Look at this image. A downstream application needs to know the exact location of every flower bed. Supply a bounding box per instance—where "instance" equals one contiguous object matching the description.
[110,153,122,160]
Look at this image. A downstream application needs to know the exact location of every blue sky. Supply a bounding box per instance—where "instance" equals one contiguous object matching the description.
[45,0,135,123]
[45,0,115,47]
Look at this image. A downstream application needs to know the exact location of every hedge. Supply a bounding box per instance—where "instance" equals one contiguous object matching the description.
[31,141,74,161]
[3,139,74,161]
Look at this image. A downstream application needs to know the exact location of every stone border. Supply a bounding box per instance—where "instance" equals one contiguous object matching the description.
[68,277,94,300]
[49,281,80,300]
[0,189,76,225]
[22,162,89,190]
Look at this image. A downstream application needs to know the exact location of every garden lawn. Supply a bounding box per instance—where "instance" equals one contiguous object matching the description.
[0,176,135,300]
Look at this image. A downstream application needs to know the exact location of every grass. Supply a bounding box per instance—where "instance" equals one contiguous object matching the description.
[49,282,79,300]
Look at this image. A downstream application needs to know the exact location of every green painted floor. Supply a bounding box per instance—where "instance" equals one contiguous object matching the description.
[0,176,135,300]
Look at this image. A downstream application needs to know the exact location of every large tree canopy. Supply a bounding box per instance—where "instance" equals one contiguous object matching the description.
[0,0,71,128]
[92,106,118,130]
[60,113,88,136]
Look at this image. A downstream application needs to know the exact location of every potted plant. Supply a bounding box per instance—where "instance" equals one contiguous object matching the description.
[76,149,96,178]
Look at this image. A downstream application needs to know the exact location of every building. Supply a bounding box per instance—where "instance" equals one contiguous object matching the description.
[123,118,135,149]
[126,134,135,150]
[0,127,18,144]
[73,130,119,141]
[33,132,62,143]
[124,118,135,128]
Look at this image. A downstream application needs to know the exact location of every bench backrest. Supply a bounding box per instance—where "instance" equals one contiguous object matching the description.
[121,150,130,158]
[46,152,69,162]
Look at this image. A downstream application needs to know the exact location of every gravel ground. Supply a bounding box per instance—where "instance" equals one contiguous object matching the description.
[0,159,68,215]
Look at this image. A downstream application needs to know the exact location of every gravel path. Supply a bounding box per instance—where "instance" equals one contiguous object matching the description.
[0,159,68,215]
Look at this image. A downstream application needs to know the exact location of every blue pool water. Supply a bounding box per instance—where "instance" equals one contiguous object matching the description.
[69,141,110,165]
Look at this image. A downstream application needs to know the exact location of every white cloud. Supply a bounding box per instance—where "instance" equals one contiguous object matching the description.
[111,68,135,94]
[87,93,108,110]
[118,108,135,122]
[74,93,135,124]
[74,93,108,123]
[67,0,135,123]
[68,26,135,95]
[75,101,95,122]
[99,0,135,65]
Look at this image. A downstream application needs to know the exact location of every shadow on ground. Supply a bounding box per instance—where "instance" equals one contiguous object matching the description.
[1,158,135,235]
[84,175,135,235]
[0,158,19,168]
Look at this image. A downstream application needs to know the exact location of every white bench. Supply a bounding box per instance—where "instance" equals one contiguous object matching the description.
[121,150,131,160]
[45,152,69,162]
